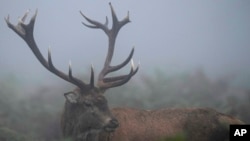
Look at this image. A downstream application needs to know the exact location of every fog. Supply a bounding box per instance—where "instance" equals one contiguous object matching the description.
[1,1,250,139]
[1,0,250,87]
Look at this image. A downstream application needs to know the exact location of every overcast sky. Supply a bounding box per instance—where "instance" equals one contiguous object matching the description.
[1,0,250,87]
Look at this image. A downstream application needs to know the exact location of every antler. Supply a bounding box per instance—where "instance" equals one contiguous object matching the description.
[5,9,94,90]
[80,3,139,91]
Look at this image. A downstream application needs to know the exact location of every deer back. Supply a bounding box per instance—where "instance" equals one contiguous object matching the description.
[99,108,243,141]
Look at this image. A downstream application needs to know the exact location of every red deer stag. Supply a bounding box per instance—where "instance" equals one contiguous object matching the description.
[6,3,243,141]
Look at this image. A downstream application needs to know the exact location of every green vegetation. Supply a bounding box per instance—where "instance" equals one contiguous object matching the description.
[0,127,26,141]
[158,133,186,141]
[0,69,249,141]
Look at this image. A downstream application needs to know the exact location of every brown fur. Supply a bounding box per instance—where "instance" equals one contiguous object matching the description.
[98,107,244,141]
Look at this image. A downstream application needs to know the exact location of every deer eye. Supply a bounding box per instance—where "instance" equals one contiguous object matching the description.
[84,101,92,107]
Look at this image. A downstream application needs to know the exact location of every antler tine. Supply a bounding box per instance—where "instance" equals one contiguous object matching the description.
[103,47,134,75]
[109,2,130,36]
[6,10,92,90]
[101,59,139,85]
[5,9,37,40]
[80,11,109,35]
[20,9,30,23]
[90,64,95,88]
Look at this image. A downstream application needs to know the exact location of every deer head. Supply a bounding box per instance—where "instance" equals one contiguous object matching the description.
[5,3,138,140]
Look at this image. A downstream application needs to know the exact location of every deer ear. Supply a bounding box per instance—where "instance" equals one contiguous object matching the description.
[64,91,80,103]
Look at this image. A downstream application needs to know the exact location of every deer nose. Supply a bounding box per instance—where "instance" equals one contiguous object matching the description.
[104,118,119,132]
[110,118,119,128]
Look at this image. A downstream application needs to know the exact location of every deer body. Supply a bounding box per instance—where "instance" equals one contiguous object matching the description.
[6,3,243,141]
[107,108,243,141]
[61,105,243,141]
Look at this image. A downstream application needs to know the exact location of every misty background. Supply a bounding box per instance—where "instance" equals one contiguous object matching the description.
[0,0,250,140]
[1,0,250,86]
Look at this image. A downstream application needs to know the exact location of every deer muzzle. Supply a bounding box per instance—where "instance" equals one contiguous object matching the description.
[104,118,119,132]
